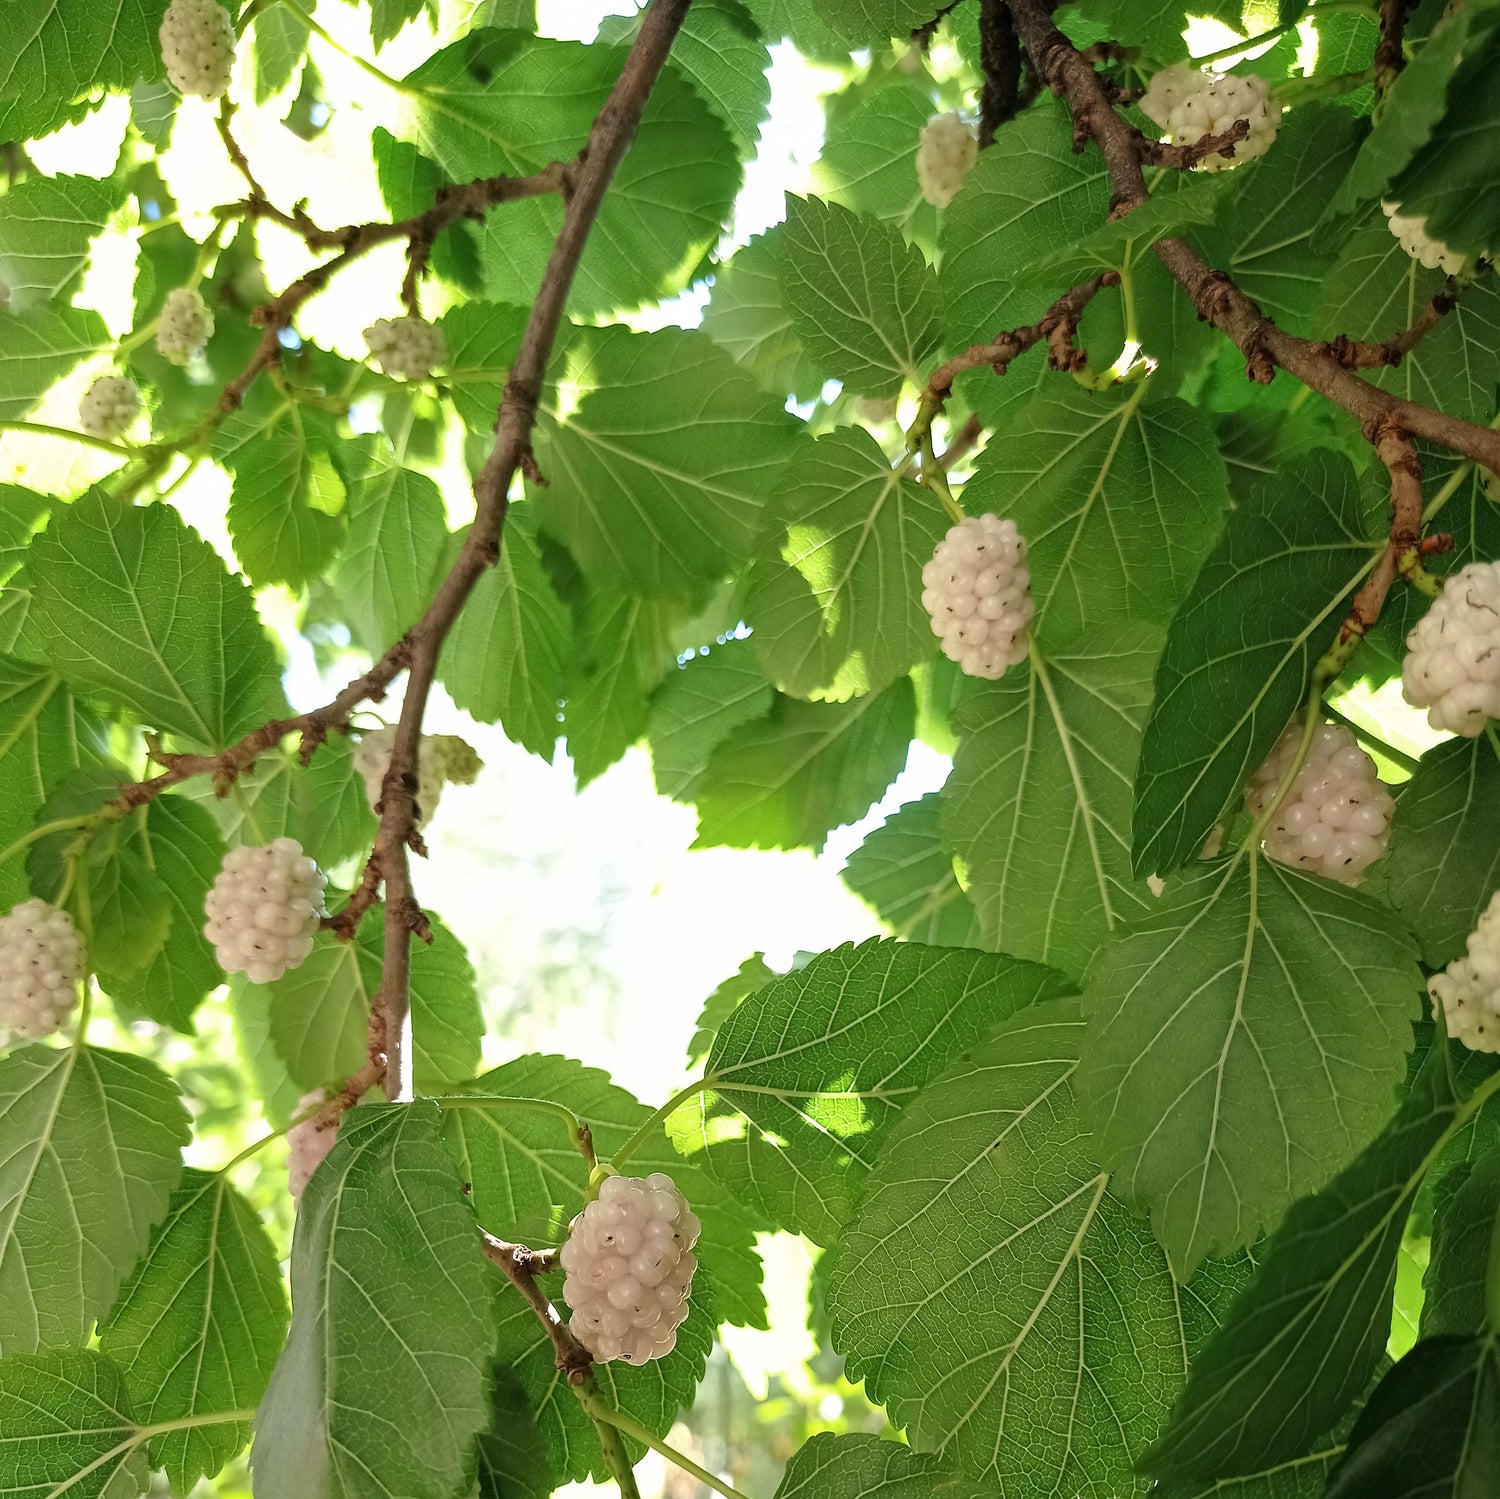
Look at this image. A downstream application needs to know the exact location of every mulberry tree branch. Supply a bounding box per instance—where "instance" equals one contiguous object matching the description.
[1004,0,1500,477]
[368,0,697,1103]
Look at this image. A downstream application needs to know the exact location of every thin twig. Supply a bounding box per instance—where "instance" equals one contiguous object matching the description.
[481,1231,592,1374]
[1316,285,1459,369]
[1340,421,1425,645]
[368,0,696,1103]
[913,270,1119,437]
[1005,0,1500,476]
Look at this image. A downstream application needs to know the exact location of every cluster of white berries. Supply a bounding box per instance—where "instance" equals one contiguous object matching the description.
[0,900,83,1042]
[203,838,326,985]
[1430,891,1500,1053]
[287,1088,339,1202]
[1245,721,1394,886]
[159,0,236,100]
[78,376,141,440]
[1381,201,1471,276]
[352,729,482,830]
[560,1173,700,1365]
[1402,562,1500,736]
[920,515,1034,680]
[916,113,978,208]
[363,317,447,380]
[155,288,214,365]
[1139,65,1282,171]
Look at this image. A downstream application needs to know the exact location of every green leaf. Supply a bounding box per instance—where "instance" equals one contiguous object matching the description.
[0,305,111,422]
[1325,1334,1500,1498]
[772,1432,994,1498]
[813,76,938,242]
[334,450,447,658]
[438,299,530,433]
[0,660,104,907]
[1327,3,1498,218]
[604,0,772,157]
[940,104,1108,340]
[1384,734,1500,969]
[1081,855,1422,1277]
[680,937,1074,1242]
[438,508,570,760]
[1318,215,1500,424]
[441,1051,767,1330]
[28,764,172,986]
[190,737,369,872]
[102,795,226,1032]
[1387,36,1500,264]
[944,624,1161,978]
[960,385,1228,645]
[1196,104,1366,331]
[0,0,167,142]
[252,2,309,100]
[402,35,739,316]
[1132,451,1380,878]
[475,1374,556,1499]
[841,791,981,947]
[687,953,776,1070]
[265,915,481,1093]
[253,1103,497,1499]
[747,427,946,700]
[215,404,347,590]
[1017,173,1229,289]
[1067,0,1241,59]
[1144,1045,1464,1482]
[20,492,289,748]
[831,998,1246,1493]
[700,229,816,398]
[99,1168,289,1493]
[779,197,943,395]
[0,1045,189,1357]
[817,0,937,45]
[0,175,124,315]
[564,586,687,786]
[0,1348,149,1499]
[692,677,915,851]
[648,642,773,802]
[1424,1145,1500,1337]
[535,327,801,599]
[369,0,432,47]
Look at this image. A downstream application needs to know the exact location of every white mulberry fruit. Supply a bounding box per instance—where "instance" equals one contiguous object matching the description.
[1430,890,1500,1052]
[1245,721,1394,885]
[78,376,141,440]
[155,287,214,365]
[0,900,83,1041]
[1402,561,1500,736]
[203,838,326,985]
[363,316,447,380]
[287,1088,338,1203]
[560,1172,700,1364]
[353,728,482,829]
[159,0,236,100]
[1141,65,1282,171]
[916,112,978,208]
[1381,201,1471,276]
[920,514,1034,680]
